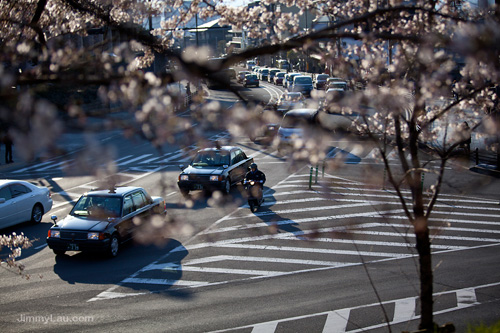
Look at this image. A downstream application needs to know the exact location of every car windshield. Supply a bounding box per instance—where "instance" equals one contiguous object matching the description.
[295,77,312,84]
[192,151,230,167]
[330,82,347,89]
[285,93,302,100]
[282,113,316,128]
[71,195,122,219]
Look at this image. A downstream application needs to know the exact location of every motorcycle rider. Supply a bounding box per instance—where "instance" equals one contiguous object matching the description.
[244,163,266,202]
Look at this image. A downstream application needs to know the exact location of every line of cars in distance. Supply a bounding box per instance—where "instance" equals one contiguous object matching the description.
[235,67,355,155]
[238,66,349,100]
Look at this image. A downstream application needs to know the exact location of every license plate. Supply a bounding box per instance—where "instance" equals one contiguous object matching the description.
[68,243,79,251]
[193,184,203,190]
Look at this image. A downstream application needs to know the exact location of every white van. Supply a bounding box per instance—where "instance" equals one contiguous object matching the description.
[277,109,318,152]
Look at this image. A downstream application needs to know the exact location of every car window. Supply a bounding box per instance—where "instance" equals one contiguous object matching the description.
[231,151,238,165]
[131,191,147,209]
[192,151,230,167]
[10,184,32,198]
[237,150,247,162]
[282,113,317,128]
[123,195,135,216]
[71,195,122,218]
[0,186,12,201]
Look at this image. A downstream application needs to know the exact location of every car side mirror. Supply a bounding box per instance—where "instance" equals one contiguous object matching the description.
[178,164,184,170]
[0,198,5,204]
[51,215,58,224]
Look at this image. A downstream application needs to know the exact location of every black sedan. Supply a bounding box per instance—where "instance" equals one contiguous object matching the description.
[178,146,254,196]
[47,186,166,257]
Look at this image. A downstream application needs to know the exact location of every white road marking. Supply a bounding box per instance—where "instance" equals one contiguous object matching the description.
[251,322,278,333]
[323,309,351,333]
[392,297,416,323]
[36,160,67,171]
[12,160,54,173]
[121,278,209,287]
[117,154,152,166]
[214,243,407,258]
[208,282,500,333]
[34,243,48,250]
[456,288,478,308]
[182,255,350,267]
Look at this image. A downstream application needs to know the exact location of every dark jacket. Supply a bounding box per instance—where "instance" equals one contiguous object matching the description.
[245,169,266,184]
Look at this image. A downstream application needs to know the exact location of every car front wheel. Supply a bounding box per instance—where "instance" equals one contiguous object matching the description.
[31,204,43,224]
[223,178,231,194]
[108,234,120,257]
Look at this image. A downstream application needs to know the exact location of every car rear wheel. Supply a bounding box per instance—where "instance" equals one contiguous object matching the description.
[31,204,43,224]
[108,234,120,257]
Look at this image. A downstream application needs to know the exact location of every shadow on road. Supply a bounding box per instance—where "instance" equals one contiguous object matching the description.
[52,238,192,298]
[251,188,304,236]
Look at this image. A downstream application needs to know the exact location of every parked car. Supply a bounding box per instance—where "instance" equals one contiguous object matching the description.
[268,68,281,83]
[276,91,305,113]
[290,75,314,96]
[0,180,53,229]
[178,146,254,196]
[237,70,251,83]
[313,74,330,89]
[47,186,166,257]
[273,72,286,85]
[243,74,259,87]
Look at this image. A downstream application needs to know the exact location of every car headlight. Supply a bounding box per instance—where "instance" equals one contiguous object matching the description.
[179,175,189,181]
[88,232,103,240]
[210,175,221,181]
[48,230,60,238]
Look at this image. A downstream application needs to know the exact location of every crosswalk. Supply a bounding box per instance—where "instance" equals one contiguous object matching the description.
[88,168,500,333]
[205,282,500,333]
[9,136,446,177]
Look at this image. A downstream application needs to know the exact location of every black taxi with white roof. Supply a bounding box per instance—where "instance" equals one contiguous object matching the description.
[47,186,166,257]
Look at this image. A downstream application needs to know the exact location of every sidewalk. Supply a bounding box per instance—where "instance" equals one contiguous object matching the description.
[0,120,125,177]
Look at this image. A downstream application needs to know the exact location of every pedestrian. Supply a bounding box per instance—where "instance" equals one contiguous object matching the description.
[3,133,13,164]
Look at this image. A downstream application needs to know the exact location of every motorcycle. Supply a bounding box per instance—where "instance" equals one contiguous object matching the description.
[244,180,264,212]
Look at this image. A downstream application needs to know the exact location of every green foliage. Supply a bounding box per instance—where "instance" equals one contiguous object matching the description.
[467,320,500,333]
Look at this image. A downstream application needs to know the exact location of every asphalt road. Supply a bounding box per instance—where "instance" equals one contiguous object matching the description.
[1,80,500,332]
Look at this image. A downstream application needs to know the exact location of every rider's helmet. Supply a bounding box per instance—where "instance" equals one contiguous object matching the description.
[250,163,257,170]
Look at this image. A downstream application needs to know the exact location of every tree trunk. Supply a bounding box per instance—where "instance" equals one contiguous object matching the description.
[416,219,434,331]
